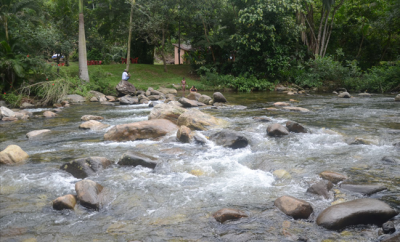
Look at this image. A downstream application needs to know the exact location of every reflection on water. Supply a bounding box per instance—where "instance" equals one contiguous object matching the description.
[0,92,399,241]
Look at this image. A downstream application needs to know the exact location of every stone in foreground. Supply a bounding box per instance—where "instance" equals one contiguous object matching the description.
[316,198,398,230]
[0,145,29,165]
[52,194,77,210]
[75,179,104,210]
[339,184,386,196]
[104,119,178,141]
[274,195,313,219]
[213,208,248,223]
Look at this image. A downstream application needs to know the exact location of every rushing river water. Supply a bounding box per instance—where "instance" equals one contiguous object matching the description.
[0,92,399,242]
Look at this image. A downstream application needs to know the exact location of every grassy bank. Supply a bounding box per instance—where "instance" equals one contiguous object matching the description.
[64,62,201,91]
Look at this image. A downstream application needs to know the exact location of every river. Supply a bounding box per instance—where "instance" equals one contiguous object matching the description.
[0,92,399,242]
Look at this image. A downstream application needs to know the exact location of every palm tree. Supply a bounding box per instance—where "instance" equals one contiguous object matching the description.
[78,0,89,82]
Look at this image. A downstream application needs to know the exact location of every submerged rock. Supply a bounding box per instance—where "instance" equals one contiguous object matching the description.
[282,107,310,112]
[286,121,308,133]
[60,157,113,179]
[381,156,400,164]
[104,119,178,141]
[213,208,248,223]
[307,180,333,199]
[0,145,29,165]
[26,129,51,139]
[273,169,291,179]
[253,117,272,122]
[75,179,104,210]
[209,130,249,149]
[274,196,313,219]
[52,194,77,210]
[148,102,186,124]
[118,151,159,169]
[177,109,228,131]
[316,198,398,230]
[319,171,347,184]
[79,120,110,130]
[381,233,400,242]
[339,184,386,195]
[267,123,289,137]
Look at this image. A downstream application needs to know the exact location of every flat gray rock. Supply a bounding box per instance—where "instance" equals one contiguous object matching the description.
[339,184,386,195]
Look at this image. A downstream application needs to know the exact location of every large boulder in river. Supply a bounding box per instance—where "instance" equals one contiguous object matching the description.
[119,95,139,105]
[267,123,289,137]
[177,125,193,143]
[79,120,110,130]
[52,194,77,210]
[316,198,398,230]
[26,129,51,139]
[0,145,29,165]
[274,195,313,219]
[62,94,86,103]
[395,94,400,101]
[307,180,333,199]
[75,179,104,210]
[187,92,201,101]
[339,184,386,196]
[213,92,227,103]
[118,151,159,169]
[104,119,178,141]
[286,121,308,133]
[116,80,136,96]
[177,109,228,131]
[60,157,113,179]
[148,102,186,124]
[213,208,248,223]
[319,171,347,184]
[209,130,249,149]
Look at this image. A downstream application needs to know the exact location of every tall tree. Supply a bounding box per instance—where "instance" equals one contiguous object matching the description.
[126,0,135,71]
[78,0,89,82]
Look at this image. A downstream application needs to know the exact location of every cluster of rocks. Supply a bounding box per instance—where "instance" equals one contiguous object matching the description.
[275,85,308,95]
[0,106,33,121]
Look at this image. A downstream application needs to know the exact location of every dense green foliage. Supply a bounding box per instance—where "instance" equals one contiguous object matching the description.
[0,0,399,100]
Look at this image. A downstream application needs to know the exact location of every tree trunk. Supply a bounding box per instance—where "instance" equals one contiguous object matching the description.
[161,28,167,72]
[78,0,89,82]
[126,0,135,71]
[5,17,9,44]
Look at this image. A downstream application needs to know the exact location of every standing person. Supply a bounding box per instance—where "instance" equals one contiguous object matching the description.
[122,69,131,81]
[181,77,186,92]
[190,85,197,93]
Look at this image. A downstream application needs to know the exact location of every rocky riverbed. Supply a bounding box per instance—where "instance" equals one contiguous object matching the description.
[0,89,399,242]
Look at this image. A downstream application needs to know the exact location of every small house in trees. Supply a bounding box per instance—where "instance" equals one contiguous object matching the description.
[173,44,191,64]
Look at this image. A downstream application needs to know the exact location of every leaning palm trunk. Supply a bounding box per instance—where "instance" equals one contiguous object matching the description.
[78,0,89,82]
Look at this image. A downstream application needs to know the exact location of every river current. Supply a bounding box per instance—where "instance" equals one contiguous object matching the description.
[0,92,399,242]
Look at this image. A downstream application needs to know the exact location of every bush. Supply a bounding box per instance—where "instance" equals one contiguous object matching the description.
[0,92,23,107]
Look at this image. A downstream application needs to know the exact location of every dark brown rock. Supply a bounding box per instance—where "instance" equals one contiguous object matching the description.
[286,121,308,133]
[267,123,289,137]
[60,157,113,179]
[307,180,333,199]
[274,196,313,219]
[213,208,248,223]
[209,130,249,149]
[316,198,398,230]
[75,179,103,210]
[52,194,77,210]
[178,97,198,107]
[382,221,396,234]
[116,80,136,96]
[213,92,227,103]
[118,151,159,169]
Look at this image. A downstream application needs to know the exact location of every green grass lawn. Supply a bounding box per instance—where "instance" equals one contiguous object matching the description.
[64,62,202,91]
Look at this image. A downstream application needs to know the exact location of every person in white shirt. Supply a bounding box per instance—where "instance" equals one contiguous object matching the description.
[122,69,131,81]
